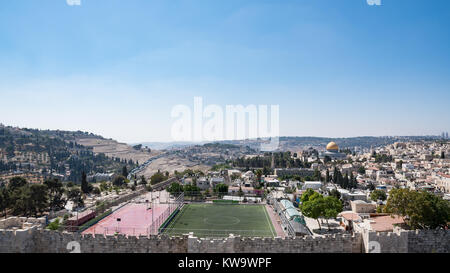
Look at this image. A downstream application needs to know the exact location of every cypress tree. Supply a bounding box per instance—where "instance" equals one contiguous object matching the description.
[81,171,89,193]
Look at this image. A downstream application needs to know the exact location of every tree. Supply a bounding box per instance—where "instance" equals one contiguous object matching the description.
[99,181,109,192]
[133,144,142,150]
[122,166,129,178]
[325,170,330,183]
[44,179,66,211]
[140,175,148,185]
[112,175,126,187]
[28,184,48,217]
[323,196,343,230]
[441,151,445,159]
[370,190,387,202]
[8,177,27,191]
[329,189,341,200]
[214,184,229,196]
[81,172,90,194]
[150,172,167,185]
[357,166,365,175]
[342,173,349,189]
[9,185,31,216]
[413,191,450,229]
[350,172,357,189]
[238,186,244,197]
[384,188,450,229]
[313,168,322,181]
[0,186,10,218]
[47,218,61,231]
[92,187,101,195]
[262,166,272,176]
[300,188,316,203]
[183,184,201,199]
[255,169,263,184]
[67,188,84,209]
[301,192,325,230]
[167,182,183,195]
[367,183,376,191]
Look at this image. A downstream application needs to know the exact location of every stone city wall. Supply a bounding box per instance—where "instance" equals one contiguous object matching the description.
[0,228,362,253]
[405,229,449,253]
[187,233,363,253]
[362,227,449,253]
[0,224,448,253]
[0,228,187,253]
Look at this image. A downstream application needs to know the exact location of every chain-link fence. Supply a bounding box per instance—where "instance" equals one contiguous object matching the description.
[62,193,186,236]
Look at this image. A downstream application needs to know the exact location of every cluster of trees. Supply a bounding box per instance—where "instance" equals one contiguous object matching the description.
[339,148,354,155]
[357,166,366,175]
[328,168,358,189]
[210,163,232,171]
[372,151,393,163]
[132,144,142,150]
[167,182,229,198]
[370,189,387,202]
[213,183,229,195]
[166,182,201,197]
[0,177,85,218]
[150,171,169,185]
[203,143,239,149]
[174,169,205,178]
[0,160,18,172]
[67,154,136,183]
[233,152,310,169]
[281,168,323,183]
[300,189,343,230]
[0,126,137,183]
[384,188,450,229]
[112,175,128,187]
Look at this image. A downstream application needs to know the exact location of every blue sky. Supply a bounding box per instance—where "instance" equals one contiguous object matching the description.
[0,0,449,143]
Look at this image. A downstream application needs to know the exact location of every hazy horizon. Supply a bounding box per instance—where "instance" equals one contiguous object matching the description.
[1,121,446,146]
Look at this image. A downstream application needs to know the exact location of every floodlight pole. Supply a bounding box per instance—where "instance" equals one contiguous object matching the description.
[151,199,154,234]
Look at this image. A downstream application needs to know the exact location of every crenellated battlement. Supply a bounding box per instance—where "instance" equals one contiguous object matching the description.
[0,225,448,253]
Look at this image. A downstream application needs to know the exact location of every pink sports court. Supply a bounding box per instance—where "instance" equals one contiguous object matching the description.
[82,203,171,236]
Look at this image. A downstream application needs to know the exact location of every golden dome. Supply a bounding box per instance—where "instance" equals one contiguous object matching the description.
[326,142,339,151]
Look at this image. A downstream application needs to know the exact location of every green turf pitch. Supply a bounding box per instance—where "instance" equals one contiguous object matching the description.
[164,203,276,238]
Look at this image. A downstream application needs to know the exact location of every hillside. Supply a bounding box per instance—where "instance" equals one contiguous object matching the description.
[0,124,137,183]
[75,137,158,165]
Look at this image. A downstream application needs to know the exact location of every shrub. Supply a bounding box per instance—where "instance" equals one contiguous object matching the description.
[92,187,101,195]
[47,219,60,231]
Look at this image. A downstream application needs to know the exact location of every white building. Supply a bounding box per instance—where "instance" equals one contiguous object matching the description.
[302,181,322,190]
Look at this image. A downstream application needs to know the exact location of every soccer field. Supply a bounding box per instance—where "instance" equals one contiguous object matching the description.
[164,203,276,238]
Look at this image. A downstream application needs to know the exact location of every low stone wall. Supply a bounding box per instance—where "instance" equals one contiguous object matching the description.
[0,217,46,230]
[152,177,179,191]
[109,188,147,207]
